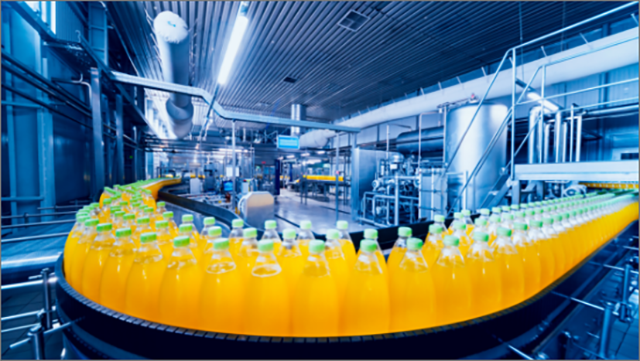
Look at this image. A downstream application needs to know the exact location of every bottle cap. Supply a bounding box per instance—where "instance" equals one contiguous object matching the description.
[434,215,445,222]
[300,220,312,230]
[364,229,378,239]
[232,219,244,228]
[145,206,154,213]
[283,228,296,239]
[443,235,459,246]
[140,232,157,243]
[326,229,340,240]
[203,217,216,226]
[179,224,193,232]
[503,214,514,221]
[163,211,174,219]
[208,226,222,237]
[258,239,274,252]
[156,220,168,229]
[77,216,90,223]
[398,227,412,237]
[474,232,489,243]
[570,210,577,217]
[214,238,230,250]
[124,214,135,221]
[543,217,554,225]
[453,212,462,219]
[511,205,519,210]
[407,238,423,251]
[479,208,490,215]
[501,206,510,212]
[115,228,132,237]
[110,206,122,212]
[430,224,444,234]
[336,221,349,230]
[309,240,325,254]
[265,220,277,229]
[525,210,535,216]
[182,214,194,223]
[454,222,466,231]
[514,222,528,231]
[157,201,166,207]
[475,218,488,226]
[492,207,501,213]
[531,220,543,228]
[243,228,257,238]
[515,211,525,218]
[143,189,152,195]
[90,202,100,208]
[554,215,563,222]
[97,223,112,232]
[114,211,125,218]
[103,198,112,204]
[521,204,529,209]
[173,236,190,247]
[461,209,471,216]
[137,217,150,225]
[497,227,512,237]
[360,240,377,253]
[489,215,501,223]
[76,212,89,219]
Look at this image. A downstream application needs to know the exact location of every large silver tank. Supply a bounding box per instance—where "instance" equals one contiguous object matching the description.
[396,127,444,155]
[445,102,507,210]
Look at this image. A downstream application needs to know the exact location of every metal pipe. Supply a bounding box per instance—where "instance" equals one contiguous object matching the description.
[2,323,40,334]
[554,112,563,163]
[543,122,551,163]
[2,219,76,229]
[2,211,78,219]
[528,107,542,164]
[550,291,605,311]
[561,120,568,163]
[598,302,615,359]
[569,105,575,162]
[386,125,389,159]
[41,269,53,330]
[622,263,631,302]
[1,233,69,244]
[576,115,583,162]
[394,174,400,226]
[519,78,638,106]
[231,121,237,212]
[511,48,517,180]
[1,196,45,202]
[1,307,56,323]
[28,324,45,360]
[37,204,88,211]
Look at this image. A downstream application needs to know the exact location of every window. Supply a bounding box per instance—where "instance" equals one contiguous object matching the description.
[24,1,56,34]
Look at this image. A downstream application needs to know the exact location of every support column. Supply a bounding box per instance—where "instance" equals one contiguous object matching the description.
[38,57,56,222]
[115,94,124,185]
[90,68,105,199]
[335,133,340,224]
[232,121,237,213]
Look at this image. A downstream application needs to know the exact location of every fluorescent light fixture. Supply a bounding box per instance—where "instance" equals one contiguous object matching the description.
[217,2,250,85]
[316,150,325,154]
[306,159,321,164]
[527,92,559,112]
[301,153,310,157]
[286,155,295,159]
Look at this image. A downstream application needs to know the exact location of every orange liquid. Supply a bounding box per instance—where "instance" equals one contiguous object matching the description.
[68,231,98,292]
[124,252,167,323]
[324,242,350,302]
[513,241,541,298]
[466,244,502,318]
[387,245,406,277]
[63,230,83,278]
[389,252,435,331]
[229,237,243,256]
[199,256,244,334]
[156,230,174,261]
[339,239,357,268]
[235,240,259,279]
[132,225,152,248]
[158,249,203,329]
[493,238,525,308]
[81,234,116,302]
[421,234,443,268]
[298,239,312,258]
[454,231,472,259]
[99,242,136,313]
[431,247,472,325]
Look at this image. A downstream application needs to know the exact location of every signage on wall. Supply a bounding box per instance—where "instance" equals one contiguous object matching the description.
[277,136,299,150]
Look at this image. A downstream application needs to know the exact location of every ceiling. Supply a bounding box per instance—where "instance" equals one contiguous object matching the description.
[106,1,633,128]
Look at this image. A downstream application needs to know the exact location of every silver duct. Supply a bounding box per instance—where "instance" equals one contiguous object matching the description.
[290,103,305,137]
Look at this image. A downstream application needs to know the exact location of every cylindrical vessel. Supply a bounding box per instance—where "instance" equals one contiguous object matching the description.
[290,104,306,137]
[528,106,544,164]
[396,127,444,155]
[445,102,507,210]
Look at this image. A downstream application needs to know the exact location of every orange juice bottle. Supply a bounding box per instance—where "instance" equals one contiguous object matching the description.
[179,224,203,264]
[324,229,350,302]
[554,214,576,268]
[158,236,203,329]
[528,219,555,288]
[64,214,90,277]
[124,232,167,322]
[99,198,112,223]
[451,222,472,257]
[199,238,244,334]
[132,217,152,248]
[461,210,474,236]
[121,213,136,234]
[297,220,316,258]
[162,211,179,238]
[466,232,501,317]
[357,229,388,276]
[512,223,541,298]
[155,201,167,221]
[81,223,116,302]
[493,227,525,307]
[542,217,566,277]
[236,227,260,278]
[111,211,125,232]
[487,215,502,247]
[154,220,174,260]
[390,238,435,331]
[431,235,472,325]
[471,218,488,240]
[342,240,390,336]
[68,219,99,291]
[336,221,357,268]
[447,213,463,234]
[478,208,491,224]
[229,219,244,256]
[99,228,137,312]
[261,220,282,256]
[201,226,222,268]
[433,214,447,235]
[200,217,217,249]
[243,239,291,336]
[181,214,202,247]
[292,240,340,337]
[277,228,305,291]
[387,227,412,275]
[422,224,444,267]
[109,206,122,226]
[142,206,157,230]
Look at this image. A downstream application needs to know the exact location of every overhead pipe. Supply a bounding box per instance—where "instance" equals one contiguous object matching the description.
[153,11,193,139]
[299,28,638,148]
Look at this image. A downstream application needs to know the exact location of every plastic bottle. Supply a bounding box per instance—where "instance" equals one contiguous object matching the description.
[466,232,502,317]
[158,236,203,329]
[501,205,511,217]
[448,213,463,235]
[199,238,244,334]
[99,198,112,223]
[471,218,488,240]
[276,228,305,291]
[81,223,116,302]
[68,219,100,290]
[478,208,491,224]
[297,220,316,258]
[292,240,340,336]
[431,235,472,325]
[529,220,555,287]
[342,240,390,336]
[64,214,90,277]
[390,238,435,331]
[236,227,260,279]
[524,209,536,226]
[179,224,203,264]
[201,226,222,269]
[336,221,357,268]
[229,219,244,256]
[357,229,388,276]
[121,213,136,234]
[99,228,138,312]
[154,220,174,261]
[387,227,412,275]
[181,214,202,247]
[493,227,525,307]
[261,220,282,255]
[487,215,502,246]
[491,207,502,218]
[541,217,566,276]
[109,206,122,226]
[553,214,575,268]
[162,211,179,238]
[112,211,125,231]
[501,214,515,232]
[514,210,526,225]
[461,210,474,235]
[155,201,167,221]
[512,222,541,298]
[200,217,217,250]
[451,222,472,257]
[433,215,447,235]
[124,231,167,323]
[422,224,444,267]
[243,239,291,336]
[324,229,350,302]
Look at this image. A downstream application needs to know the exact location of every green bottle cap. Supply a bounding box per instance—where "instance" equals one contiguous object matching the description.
[515,211,525,218]
[479,208,490,215]
[309,240,325,254]
[145,206,154,213]
[143,189,152,195]
[156,220,168,229]
[492,207,501,213]
[443,235,459,246]
[140,232,157,243]
[243,228,257,238]
[497,227,512,237]
[398,227,412,237]
[554,215,563,222]
[504,214,514,221]
[514,222,528,231]
[454,222,466,231]
[360,240,377,253]
[182,214,194,222]
[173,236,190,247]
[300,220,312,230]
[103,198,112,204]
[543,217,554,225]
[326,229,340,240]
[76,212,89,219]
[179,224,193,233]
[364,229,378,239]
[434,215,445,222]
[114,211,125,218]
[97,223,112,232]
[115,228,132,237]
[430,224,444,233]
[258,239,274,252]
[407,238,423,251]
[521,204,529,209]
[203,217,216,226]
[110,206,122,212]
[137,217,150,225]
[157,201,166,207]
[124,214,135,221]
[511,205,519,210]
[453,212,462,219]
[501,206,510,212]
[265,220,277,229]
[232,219,244,228]
[163,211,174,219]
[208,226,222,237]
[90,202,100,208]
[214,238,230,250]
[525,210,535,216]
[283,228,296,239]
[489,215,502,223]
[531,220,543,228]
[77,216,90,224]
[461,209,471,216]
[474,232,489,243]
[475,218,488,226]
[337,221,349,230]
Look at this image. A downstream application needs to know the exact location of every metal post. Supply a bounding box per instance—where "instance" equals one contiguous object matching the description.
[335,134,340,224]
[231,121,237,213]
[543,122,551,163]
[386,125,390,159]
[38,57,56,222]
[569,105,575,162]
[561,120,568,163]
[115,94,124,184]
[90,68,105,199]
[622,262,631,302]
[539,65,546,164]
[418,114,422,167]
[28,311,46,360]
[576,115,583,162]
[511,49,516,180]
[554,112,564,163]
[598,302,614,359]
[394,173,400,225]
[40,269,52,330]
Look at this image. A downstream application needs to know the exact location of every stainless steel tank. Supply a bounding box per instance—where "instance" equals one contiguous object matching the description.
[445,102,507,210]
[396,127,444,155]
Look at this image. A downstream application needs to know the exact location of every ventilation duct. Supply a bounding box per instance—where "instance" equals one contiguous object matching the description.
[290,103,305,137]
[154,11,193,139]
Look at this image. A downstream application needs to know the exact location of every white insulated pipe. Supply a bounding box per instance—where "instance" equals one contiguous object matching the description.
[154,11,193,139]
[300,28,639,148]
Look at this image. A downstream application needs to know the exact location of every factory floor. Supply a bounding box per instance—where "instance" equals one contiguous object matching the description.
[610,289,639,360]
[273,189,368,235]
